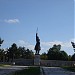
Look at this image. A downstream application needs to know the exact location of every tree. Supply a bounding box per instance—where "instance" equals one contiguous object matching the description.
[47,48,60,60]
[18,47,34,59]
[25,49,34,59]
[0,38,4,47]
[51,44,61,51]
[40,52,48,60]
[7,44,34,60]
[68,55,72,61]
[0,38,4,62]
[4,50,9,62]
[7,43,18,61]
[60,51,68,60]
[0,49,4,62]
[18,46,25,58]
[71,53,75,61]
[47,44,68,60]
[47,44,61,60]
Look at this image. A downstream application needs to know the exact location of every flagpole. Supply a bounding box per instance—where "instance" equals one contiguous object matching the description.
[36,27,38,33]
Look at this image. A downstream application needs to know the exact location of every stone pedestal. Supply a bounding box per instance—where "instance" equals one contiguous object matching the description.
[34,54,40,66]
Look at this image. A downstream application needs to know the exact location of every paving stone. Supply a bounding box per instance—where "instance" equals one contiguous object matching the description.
[0,66,28,75]
[42,67,75,75]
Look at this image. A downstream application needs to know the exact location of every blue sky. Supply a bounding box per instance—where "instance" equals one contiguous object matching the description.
[0,0,74,55]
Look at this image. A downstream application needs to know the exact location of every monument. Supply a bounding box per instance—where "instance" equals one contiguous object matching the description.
[34,28,41,65]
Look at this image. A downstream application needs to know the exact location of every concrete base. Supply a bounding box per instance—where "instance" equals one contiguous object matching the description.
[34,54,40,66]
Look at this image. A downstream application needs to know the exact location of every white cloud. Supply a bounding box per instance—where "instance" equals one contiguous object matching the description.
[17,39,75,55]
[18,40,34,50]
[41,41,63,47]
[19,40,25,45]
[41,39,74,48]
[4,19,19,23]
[71,38,75,42]
[18,39,73,50]
[41,40,74,55]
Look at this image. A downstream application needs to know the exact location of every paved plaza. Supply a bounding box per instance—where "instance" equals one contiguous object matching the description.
[0,66,75,75]
[0,66,28,75]
[42,67,75,75]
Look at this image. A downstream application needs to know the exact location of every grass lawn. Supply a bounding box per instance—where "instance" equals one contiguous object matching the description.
[62,66,75,72]
[13,67,40,75]
[0,64,11,67]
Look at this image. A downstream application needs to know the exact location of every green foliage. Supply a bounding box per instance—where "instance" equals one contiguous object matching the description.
[47,48,60,60]
[60,51,68,60]
[0,49,4,62]
[68,55,72,61]
[7,43,18,61]
[6,43,34,61]
[18,47,34,59]
[0,64,11,67]
[52,44,61,51]
[0,38,4,62]
[0,38,34,62]
[41,52,48,60]
[71,53,75,61]
[0,38,4,47]
[13,67,40,75]
[0,38,72,62]
[47,44,68,60]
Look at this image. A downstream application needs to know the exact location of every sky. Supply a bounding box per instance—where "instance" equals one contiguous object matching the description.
[0,0,74,55]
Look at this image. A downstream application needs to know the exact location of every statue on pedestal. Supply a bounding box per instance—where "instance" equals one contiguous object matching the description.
[34,29,41,54]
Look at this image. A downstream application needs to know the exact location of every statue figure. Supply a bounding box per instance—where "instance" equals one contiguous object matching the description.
[71,42,75,52]
[34,32,41,54]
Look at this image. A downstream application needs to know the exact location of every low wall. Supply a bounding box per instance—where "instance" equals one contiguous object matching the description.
[0,59,34,66]
[0,62,11,65]
[0,59,75,66]
[40,60,75,67]
[14,59,34,65]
